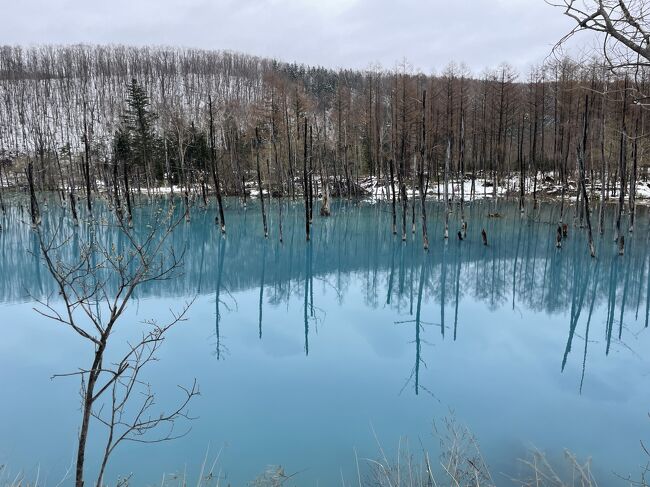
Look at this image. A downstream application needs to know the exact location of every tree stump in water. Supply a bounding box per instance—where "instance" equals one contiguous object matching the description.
[618,235,625,256]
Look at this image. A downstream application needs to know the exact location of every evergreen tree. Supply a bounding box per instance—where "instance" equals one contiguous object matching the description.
[123,78,157,180]
[113,127,131,164]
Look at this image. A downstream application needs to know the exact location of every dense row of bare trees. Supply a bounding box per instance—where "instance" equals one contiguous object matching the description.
[1,46,648,213]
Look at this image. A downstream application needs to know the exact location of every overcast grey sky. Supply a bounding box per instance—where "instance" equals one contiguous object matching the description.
[1,0,588,74]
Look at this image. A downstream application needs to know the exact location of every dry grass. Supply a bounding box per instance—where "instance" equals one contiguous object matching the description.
[511,450,598,487]
[3,417,649,487]
[361,416,646,487]
[363,416,494,487]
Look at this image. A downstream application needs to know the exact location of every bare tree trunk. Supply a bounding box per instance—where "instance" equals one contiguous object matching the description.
[70,190,79,225]
[578,96,596,258]
[209,96,225,233]
[615,81,628,247]
[629,116,638,233]
[459,114,466,231]
[309,126,314,223]
[27,160,40,226]
[271,132,284,242]
[599,78,607,235]
[0,165,5,215]
[285,101,295,200]
[518,116,525,215]
[420,90,429,250]
[411,154,417,234]
[164,132,174,198]
[319,149,331,217]
[444,139,450,239]
[399,152,407,242]
[303,117,310,241]
[123,159,133,226]
[54,150,66,204]
[389,157,397,235]
[81,101,93,216]
[200,175,208,208]
[112,161,122,220]
[75,344,104,487]
[255,127,268,238]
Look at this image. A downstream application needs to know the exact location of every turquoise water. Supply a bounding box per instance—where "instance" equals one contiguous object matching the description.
[1,197,650,485]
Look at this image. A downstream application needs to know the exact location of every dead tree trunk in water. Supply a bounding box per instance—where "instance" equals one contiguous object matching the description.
[629,117,638,233]
[70,191,79,225]
[255,127,268,238]
[532,78,541,210]
[615,79,628,250]
[319,149,331,217]
[112,161,122,220]
[398,148,408,241]
[389,158,397,235]
[399,76,408,241]
[0,165,5,215]
[419,90,429,250]
[303,117,310,242]
[400,170,407,241]
[578,96,596,258]
[200,176,208,208]
[123,159,133,226]
[309,126,314,223]
[443,139,451,239]
[82,112,92,216]
[64,142,79,224]
[411,154,417,234]
[27,161,40,226]
[271,128,284,242]
[599,76,607,235]
[518,115,525,215]
[460,114,466,230]
[209,96,226,234]
[164,132,173,198]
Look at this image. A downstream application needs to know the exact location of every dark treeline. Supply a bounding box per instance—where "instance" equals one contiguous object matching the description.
[1,44,649,214]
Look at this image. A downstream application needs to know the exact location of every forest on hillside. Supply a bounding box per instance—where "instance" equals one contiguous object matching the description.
[0,44,647,207]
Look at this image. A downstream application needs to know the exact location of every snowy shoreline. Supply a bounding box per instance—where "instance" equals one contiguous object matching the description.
[5,172,650,205]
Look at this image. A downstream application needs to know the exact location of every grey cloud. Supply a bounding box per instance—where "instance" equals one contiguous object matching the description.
[1,0,586,74]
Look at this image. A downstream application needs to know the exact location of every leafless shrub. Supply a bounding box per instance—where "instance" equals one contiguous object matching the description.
[30,201,199,487]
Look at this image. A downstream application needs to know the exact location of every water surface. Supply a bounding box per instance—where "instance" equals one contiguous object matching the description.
[1,197,649,486]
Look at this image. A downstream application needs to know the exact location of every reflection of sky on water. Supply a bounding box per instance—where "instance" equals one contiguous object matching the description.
[1,198,649,486]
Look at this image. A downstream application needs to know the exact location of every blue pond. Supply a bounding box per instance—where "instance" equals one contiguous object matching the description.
[1,196,649,486]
